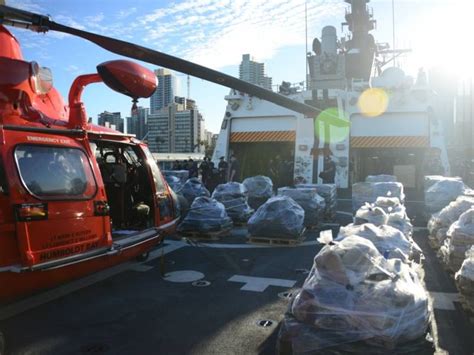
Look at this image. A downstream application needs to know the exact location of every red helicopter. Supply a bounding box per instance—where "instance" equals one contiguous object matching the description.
[0,4,322,304]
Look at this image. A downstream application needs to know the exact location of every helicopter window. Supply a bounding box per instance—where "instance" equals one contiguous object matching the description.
[14,145,97,200]
[142,146,166,193]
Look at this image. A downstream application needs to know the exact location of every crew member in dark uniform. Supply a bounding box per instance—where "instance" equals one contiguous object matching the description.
[229,155,241,182]
[199,157,210,185]
[319,155,336,184]
[206,162,220,193]
[218,156,229,184]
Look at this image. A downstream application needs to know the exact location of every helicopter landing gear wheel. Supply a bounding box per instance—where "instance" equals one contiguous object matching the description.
[136,252,150,262]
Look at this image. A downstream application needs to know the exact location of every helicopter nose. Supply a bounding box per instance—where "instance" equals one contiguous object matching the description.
[0,24,24,60]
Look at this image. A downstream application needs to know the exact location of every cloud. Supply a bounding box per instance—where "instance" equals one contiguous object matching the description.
[8,0,344,73]
[139,0,344,69]
[117,7,137,19]
[7,0,44,12]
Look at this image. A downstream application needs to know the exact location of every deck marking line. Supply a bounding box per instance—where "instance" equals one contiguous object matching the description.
[429,292,460,311]
[228,275,296,292]
[197,240,318,249]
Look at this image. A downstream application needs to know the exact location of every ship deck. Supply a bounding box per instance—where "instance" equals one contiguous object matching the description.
[1,201,473,355]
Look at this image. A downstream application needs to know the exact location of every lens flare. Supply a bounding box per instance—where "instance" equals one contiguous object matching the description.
[358,88,389,117]
[314,108,350,143]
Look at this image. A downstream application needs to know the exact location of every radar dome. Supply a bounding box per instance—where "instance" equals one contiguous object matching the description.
[371,67,406,89]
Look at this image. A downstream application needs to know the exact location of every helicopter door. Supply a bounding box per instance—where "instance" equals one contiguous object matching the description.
[141,146,174,224]
[13,143,108,267]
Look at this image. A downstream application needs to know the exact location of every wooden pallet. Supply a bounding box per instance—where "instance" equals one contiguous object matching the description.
[247,232,306,246]
[179,228,231,241]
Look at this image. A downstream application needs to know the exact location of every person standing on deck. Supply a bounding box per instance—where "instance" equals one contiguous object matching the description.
[319,155,336,184]
[218,156,229,184]
[229,155,241,182]
[199,157,210,185]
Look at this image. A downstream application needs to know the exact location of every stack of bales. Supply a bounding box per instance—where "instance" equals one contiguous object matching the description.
[278,176,431,353]
[242,176,274,210]
[211,182,253,224]
[427,196,474,249]
[424,177,465,215]
[296,184,337,221]
[278,236,431,353]
[455,247,474,312]
[439,208,474,272]
[177,197,233,234]
[352,181,405,213]
[277,187,325,228]
[247,196,305,240]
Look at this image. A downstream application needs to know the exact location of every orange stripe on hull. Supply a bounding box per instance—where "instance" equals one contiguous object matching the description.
[230,131,296,143]
[351,136,429,148]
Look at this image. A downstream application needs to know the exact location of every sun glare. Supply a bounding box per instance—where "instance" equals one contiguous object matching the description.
[411,1,474,78]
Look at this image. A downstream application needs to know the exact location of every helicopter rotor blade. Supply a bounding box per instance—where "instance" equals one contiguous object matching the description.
[0,5,323,117]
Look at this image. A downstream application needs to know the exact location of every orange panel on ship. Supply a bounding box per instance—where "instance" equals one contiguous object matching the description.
[350,136,429,148]
[230,131,296,143]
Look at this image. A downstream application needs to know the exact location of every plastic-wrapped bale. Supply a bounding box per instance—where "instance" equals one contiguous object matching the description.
[164,175,183,193]
[374,196,403,214]
[247,196,304,239]
[439,208,474,272]
[429,227,449,250]
[181,178,210,205]
[372,196,413,237]
[337,223,422,264]
[177,197,233,233]
[428,196,474,249]
[425,179,466,213]
[278,187,325,227]
[242,175,273,210]
[163,170,189,184]
[296,183,337,221]
[424,176,462,194]
[437,196,474,226]
[455,247,474,312]
[354,204,388,226]
[352,182,405,212]
[278,236,431,354]
[211,182,253,223]
[366,175,397,183]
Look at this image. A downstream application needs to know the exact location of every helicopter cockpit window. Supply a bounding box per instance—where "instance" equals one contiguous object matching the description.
[14,145,97,200]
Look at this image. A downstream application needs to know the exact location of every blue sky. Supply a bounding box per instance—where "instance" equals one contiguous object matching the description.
[6,0,473,133]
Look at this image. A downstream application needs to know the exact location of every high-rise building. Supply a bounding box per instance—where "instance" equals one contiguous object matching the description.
[147,103,204,153]
[175,96,197,110]
[98,111,124,132]
[126,107,149,140]
[150,68,176,113]
[239,54,273,90]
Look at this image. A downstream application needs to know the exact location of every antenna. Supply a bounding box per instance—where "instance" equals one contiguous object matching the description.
[305,0,308,90]
[187,74,190,99]
[392,0,396,65]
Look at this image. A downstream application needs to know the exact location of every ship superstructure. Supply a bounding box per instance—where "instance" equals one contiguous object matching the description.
[212,0,449,192]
